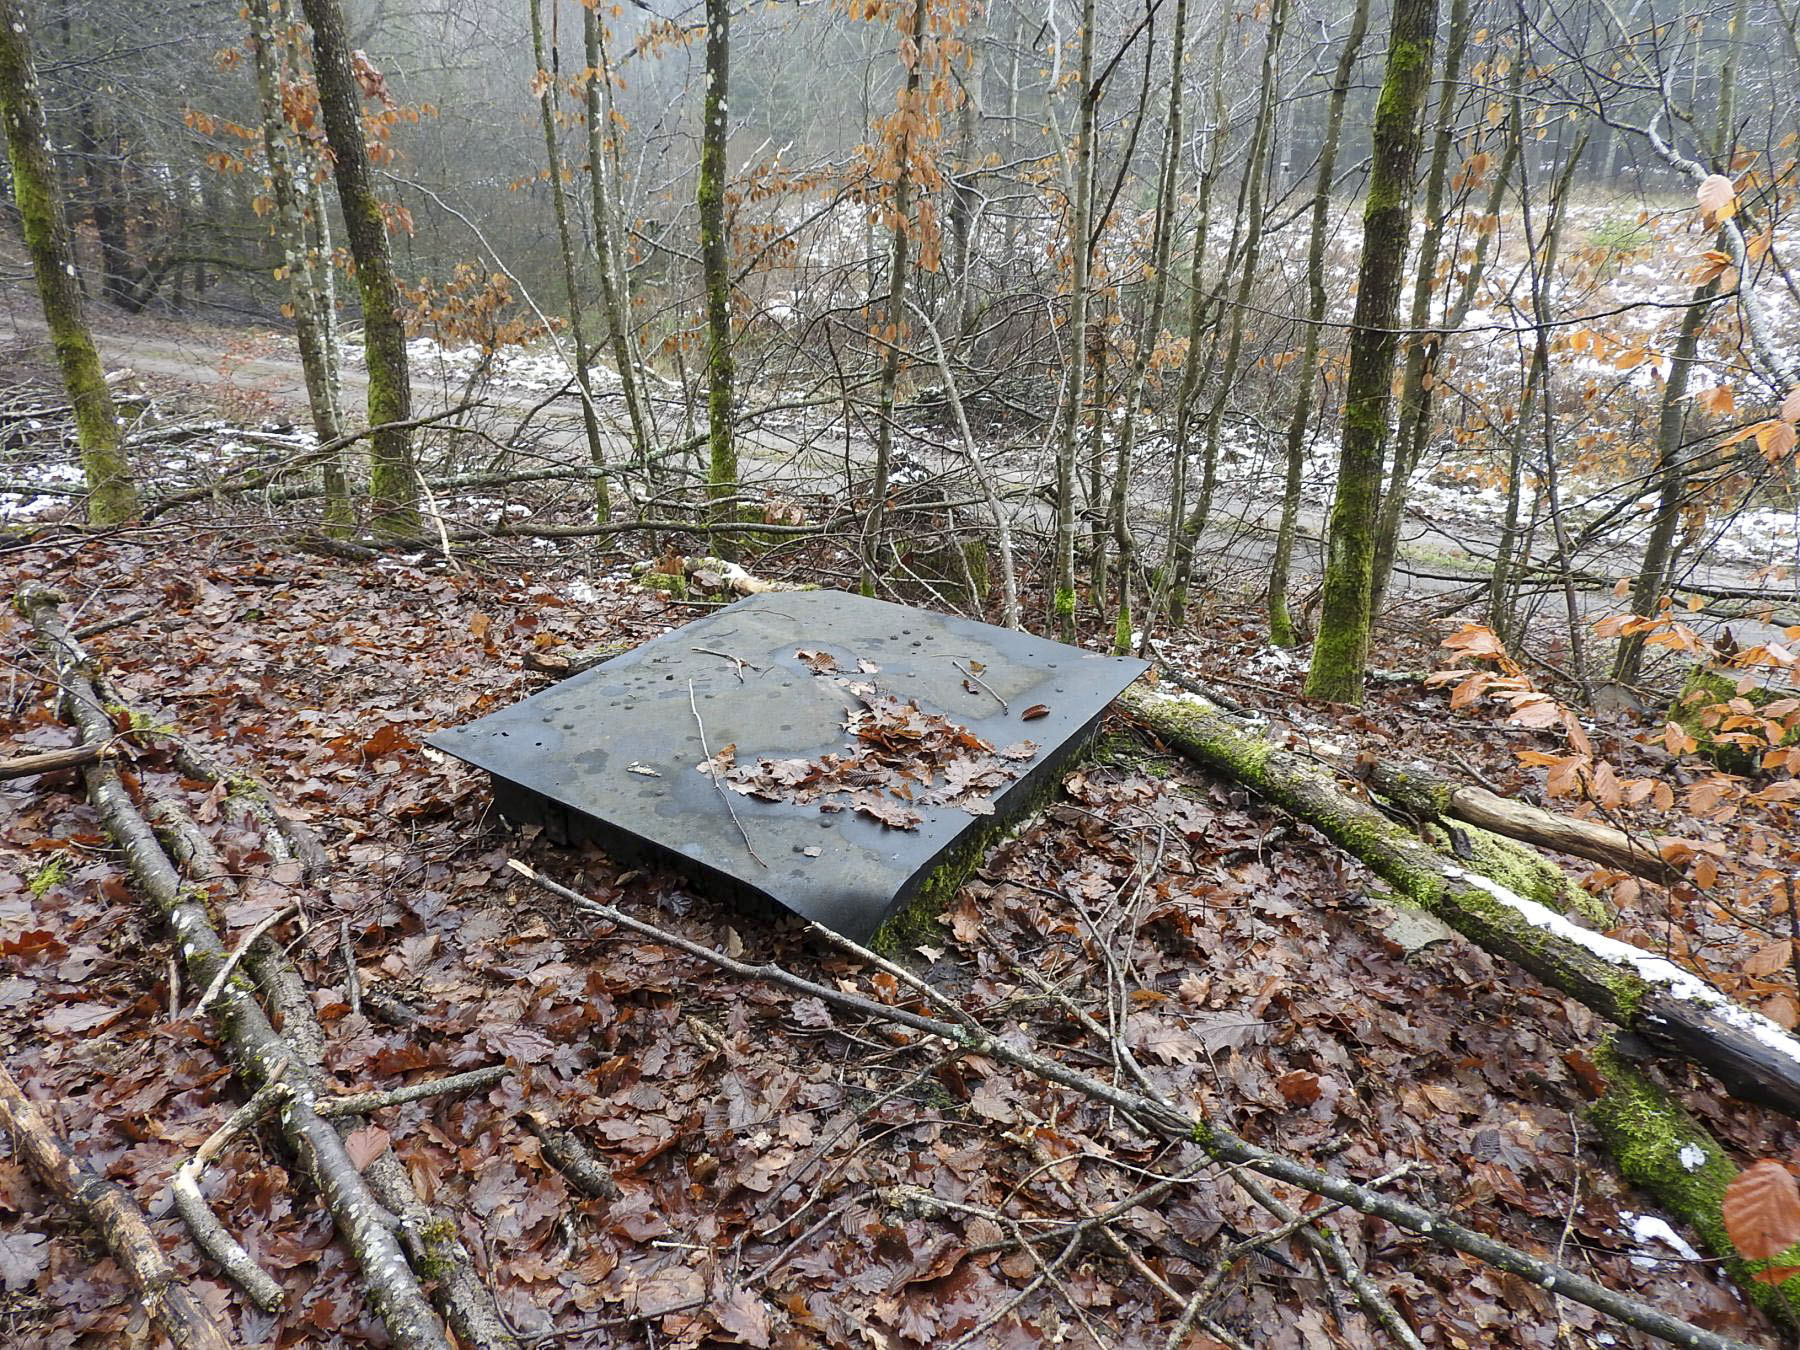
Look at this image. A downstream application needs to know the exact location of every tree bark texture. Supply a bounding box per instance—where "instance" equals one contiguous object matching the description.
[297,0,418,533]
[0,0,139,524]
[1304,0,1438,703]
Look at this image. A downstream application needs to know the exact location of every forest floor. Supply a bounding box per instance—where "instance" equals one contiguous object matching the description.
[4,490,1799,1348]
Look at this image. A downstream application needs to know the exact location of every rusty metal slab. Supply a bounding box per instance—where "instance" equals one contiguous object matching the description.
[427,589,1147,940]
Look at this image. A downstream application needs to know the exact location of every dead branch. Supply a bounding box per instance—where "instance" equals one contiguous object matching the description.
[315,1065,509,1119]
[689,677,766,867]
[0,742,100,780]
[0,1060,233,1350]
[21,583,452,1350]
[195,903,297,1017]
[1364,757,1683,886]
[509,858,1756,1350]
[51,598,519,1348]
[140,404,484,522]
[519,1112,620,1199]
[1121,684,1800,1122]
[170,1074,291,1313]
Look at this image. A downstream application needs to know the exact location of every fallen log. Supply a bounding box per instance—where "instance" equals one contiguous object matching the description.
[512,858,1757,1350]
[0,743,100,780]
[0,1061,233,1350]
[1590,1038,1800,1326]
[19,584,452,1350]
[64,622,520,1349]
[1119,684,1800,1121]
[1365,758,1684,887]
[1357,780,1794,1326]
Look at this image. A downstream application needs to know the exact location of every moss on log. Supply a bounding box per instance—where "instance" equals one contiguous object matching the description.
[1369,758,1681,887]
[1591,1041,1800,1326]
[1120,684,1800,1120]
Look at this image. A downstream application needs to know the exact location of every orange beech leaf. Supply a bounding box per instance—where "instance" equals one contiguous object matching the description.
[1724,1161,1800,1261]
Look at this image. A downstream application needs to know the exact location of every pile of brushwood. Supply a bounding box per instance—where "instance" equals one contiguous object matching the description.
[4,514,1800,1349]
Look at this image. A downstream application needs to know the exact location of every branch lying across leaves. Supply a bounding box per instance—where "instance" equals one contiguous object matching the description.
[510,858,1758,1350]
[0,1061,233,1350]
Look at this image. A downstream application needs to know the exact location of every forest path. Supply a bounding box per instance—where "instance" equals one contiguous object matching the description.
[11,303,1791,651]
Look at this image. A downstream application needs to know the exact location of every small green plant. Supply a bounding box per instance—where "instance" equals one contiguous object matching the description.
[1586,215,1653,278]
[29,854,69,897]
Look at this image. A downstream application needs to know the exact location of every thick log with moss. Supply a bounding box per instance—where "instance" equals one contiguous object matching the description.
[1590,1039,1800,1326]
[1120,684,1800,1120]
[1366,758,1682,886]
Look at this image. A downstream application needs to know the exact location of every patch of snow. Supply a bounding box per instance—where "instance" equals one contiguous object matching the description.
[1678,1143,1708,1172]
[569,578,602,605]
[1620,1210,1702,1267]
[1445,867,1800,1073]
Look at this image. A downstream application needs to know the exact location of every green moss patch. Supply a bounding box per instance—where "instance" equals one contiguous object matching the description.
[1592,1042,1800,1326]
[1670,666,1799,775]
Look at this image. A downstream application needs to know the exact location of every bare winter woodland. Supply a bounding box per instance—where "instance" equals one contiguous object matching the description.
[5,0,1800,1344]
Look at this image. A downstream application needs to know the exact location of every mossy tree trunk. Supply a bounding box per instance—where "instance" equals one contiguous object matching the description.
[1367,0,1469,618]
[859,0,928,598]
[1303,0,1438,704]
[530,0,610,521]
[246,0,350,527]
[298,0,418,535]
[1107,0,1189,654]
[699,0,735,522]
[1268,0,1367,648]
[582,6,654,477]
[0,0,140,526]
[1122,684,1800,1120]
[1051,0,1097,641]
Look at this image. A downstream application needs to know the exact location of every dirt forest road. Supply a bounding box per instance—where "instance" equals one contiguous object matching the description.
[6,301,1792,652]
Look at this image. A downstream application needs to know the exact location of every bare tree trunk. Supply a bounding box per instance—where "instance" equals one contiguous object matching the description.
[860,0,929,596]
[1269,0,1370,646]
[0,0,139,525]
[530,0,610,519]
[298,0,417,534]
[1052,0,1097,640]
[700,0,735,522]
[1172,0,1287,614]
[247,0,349,526]
[583,6,654,476]
[1108,0,1189,653]
[1154,20,1229,627]
[1304,0,1439,704]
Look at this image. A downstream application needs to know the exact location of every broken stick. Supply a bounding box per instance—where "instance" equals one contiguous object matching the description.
[0,1061,232,1350]
[509,857,1755,1350]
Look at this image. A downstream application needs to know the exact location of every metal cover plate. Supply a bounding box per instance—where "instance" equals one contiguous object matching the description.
[427,590,1147,939]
